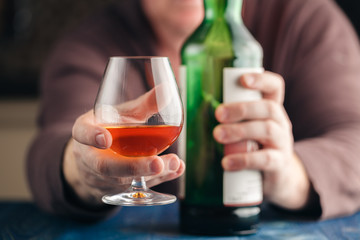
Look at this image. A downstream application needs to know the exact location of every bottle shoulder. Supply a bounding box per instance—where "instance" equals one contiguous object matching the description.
[181,20,263,67]
[182,20,233,59]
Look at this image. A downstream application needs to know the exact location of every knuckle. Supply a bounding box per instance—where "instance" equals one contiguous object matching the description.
[72,118,82,139]
[149,174,167,186]
[269,72,285,101]
[233,124,244,139]
[273,72,285,85]
[241,155,250,168]
[157,174,170,182]
[263,151,274,169]
[265,100,277,118]
[72,115,92,144]
[125,162,138,176]
[96,159,109,175]
[264,120,276,138]
[286,117,293,132]
[234,103,246,119]
[117,176,132,186]
[71,125,77,139]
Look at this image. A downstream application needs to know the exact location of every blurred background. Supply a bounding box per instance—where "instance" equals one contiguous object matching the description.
[0,0,359,200]
[0,0,115,200]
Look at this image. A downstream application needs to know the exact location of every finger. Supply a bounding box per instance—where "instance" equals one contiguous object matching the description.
[156,153,182,174]
[118,87,158,121]
[222,149,283,172]
[215,100,289,126]
[224,140,259,155]
[240,71,285,103]
[213,120,287,148]
[82,171,133,193]
[91,151,164,177]
[146,159,185,188]
[90,151,182,178]
[72,111,112,149]
[117,82,173,122]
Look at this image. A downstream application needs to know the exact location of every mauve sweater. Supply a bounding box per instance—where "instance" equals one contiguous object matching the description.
[27,0,360,220]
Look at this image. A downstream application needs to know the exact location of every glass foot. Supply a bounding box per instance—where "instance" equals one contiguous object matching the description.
[102,188,177,206]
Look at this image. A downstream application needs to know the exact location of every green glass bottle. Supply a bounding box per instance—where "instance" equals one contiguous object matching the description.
[179,0,263,235]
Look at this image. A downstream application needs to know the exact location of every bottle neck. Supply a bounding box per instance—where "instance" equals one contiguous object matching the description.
[202,0,263,67]
[204,0,243,23]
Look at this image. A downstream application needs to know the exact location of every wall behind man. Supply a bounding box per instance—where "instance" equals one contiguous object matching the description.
[334,0,360,38]
[0,100,37,199]
[0,0,115,97]
[0,0,115,200]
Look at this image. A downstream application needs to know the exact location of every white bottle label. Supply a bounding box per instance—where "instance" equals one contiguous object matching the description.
[223,170,263,206]
[223,67,263,103]
[178,65,187,199]
[223,67,264,206]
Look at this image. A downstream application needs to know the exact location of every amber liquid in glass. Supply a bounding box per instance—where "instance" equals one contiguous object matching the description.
[105,125,182,157]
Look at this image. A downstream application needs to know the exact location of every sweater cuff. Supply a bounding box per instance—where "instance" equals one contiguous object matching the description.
[28,126,119,221]
[56,132,120,221]
[294,138,359,219]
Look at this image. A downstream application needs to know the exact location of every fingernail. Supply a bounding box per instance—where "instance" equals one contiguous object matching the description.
[214,127,226,142]
[223,158,233,170]
[169,158,180,171]
[95,134,106,148]
[150,159,161,174]
[217,106,228,122]
[223,157,243,171]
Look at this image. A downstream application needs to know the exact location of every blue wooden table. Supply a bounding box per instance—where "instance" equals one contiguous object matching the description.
[1,201,359,239]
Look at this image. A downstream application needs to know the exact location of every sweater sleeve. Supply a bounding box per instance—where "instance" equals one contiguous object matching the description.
[280,0,360,219]
[26,33,119,220]
[245,0,360,219]
[26,1,158,220]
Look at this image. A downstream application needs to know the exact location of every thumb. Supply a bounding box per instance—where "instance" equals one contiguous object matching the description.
[72,110,112,149]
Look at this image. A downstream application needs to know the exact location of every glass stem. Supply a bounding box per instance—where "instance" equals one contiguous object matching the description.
[131,176,147,192]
